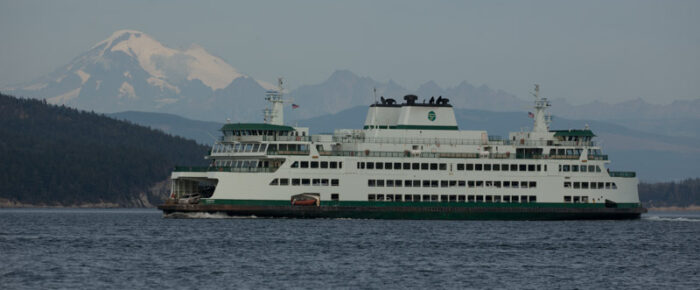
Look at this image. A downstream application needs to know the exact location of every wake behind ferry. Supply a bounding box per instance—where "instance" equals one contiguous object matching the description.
[159,81,646,220]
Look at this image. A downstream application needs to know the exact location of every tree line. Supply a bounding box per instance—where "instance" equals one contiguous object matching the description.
[639,178,700,208]
[0,93,208,206]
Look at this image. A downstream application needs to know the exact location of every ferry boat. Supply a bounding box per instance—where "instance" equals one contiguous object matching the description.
[159,81,646,220]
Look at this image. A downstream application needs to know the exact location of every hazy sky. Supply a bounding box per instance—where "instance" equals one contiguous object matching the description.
[1,0,698,104]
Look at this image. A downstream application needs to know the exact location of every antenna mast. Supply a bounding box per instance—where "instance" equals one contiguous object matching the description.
[263,77,285,125]
[531,84,551,132]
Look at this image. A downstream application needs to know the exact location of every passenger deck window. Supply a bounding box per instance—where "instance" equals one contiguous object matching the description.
[457,164,465,171]
[311,161,319,168]
[280,178,289,186]
[331,179,339,186]
[301,161,309,168]
[376,162,383,169]
[269,178,279,185]
[466,164,474,171]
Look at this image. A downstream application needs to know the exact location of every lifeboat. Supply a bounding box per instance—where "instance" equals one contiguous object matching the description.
[291,193,320,206]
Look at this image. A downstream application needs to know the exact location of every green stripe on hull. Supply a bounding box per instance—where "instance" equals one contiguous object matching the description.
[159,199,646,220]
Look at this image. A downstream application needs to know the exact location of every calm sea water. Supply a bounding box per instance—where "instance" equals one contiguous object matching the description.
[1,209,699,289]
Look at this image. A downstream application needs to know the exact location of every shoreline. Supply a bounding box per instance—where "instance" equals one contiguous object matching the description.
[646,205,700,212]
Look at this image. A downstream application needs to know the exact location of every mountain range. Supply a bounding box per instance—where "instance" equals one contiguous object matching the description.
[4,29,699,139]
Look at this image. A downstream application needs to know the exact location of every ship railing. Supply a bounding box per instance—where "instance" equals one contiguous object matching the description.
[331,136,594,147]
[173,166,277,173]
[543,155,580,160]
[609,171,636,178]
[319,151,510,159]
[588,154,609,161]
[261,136,312,142]
[266,150,310,156]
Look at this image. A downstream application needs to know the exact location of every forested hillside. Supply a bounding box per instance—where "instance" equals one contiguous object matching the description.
[639,178,700,208]
[0,93,208,207]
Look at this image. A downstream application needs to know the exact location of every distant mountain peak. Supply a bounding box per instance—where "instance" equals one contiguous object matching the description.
[3,30,273,122]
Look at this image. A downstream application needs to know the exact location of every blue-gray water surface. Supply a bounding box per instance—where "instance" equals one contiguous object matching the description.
[1,209,699,289]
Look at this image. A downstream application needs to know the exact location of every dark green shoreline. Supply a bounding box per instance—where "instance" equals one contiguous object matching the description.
[159,199,646,220]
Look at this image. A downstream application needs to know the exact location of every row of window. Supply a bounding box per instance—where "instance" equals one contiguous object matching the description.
[212,143,268,154]
[457,163,545,172]
[367,179,537,189]
[356,162,547,172]
[290,161,343,169]
[559,164,602,173]
[214,160,268,168]
[269,178,339,186]
[564,182,617,189]
[564,196,590,203]
[368,194,537,203]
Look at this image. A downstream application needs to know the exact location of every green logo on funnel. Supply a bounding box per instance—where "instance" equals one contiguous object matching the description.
[428,111,436,121]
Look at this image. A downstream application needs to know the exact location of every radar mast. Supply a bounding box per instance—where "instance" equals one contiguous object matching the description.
[531,84,551,132]
[263,78,285,125]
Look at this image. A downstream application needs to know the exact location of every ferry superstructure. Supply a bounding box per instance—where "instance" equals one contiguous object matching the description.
[159,82,646,220]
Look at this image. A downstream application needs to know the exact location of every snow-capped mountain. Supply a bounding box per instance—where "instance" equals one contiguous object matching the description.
[3,30,272,122]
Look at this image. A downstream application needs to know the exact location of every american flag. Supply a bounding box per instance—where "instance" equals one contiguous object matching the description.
[292,104,299,109]
[528,112,534,118]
